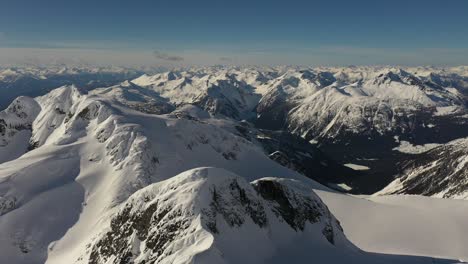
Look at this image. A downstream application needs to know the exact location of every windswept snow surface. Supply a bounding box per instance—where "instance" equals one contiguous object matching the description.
[318,191,468,262]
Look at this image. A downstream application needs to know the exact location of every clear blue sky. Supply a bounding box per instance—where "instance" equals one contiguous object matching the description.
[1,0,467,66]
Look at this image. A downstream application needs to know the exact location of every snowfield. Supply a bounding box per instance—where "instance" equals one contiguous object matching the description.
[318,191,468,262]
[343,163,370,170]
[392,140,442,154]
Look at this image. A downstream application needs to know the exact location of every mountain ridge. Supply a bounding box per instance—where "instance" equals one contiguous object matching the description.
[0,66,467,263]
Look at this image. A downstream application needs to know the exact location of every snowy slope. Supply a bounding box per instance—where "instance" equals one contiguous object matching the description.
[71,168,458,264]
[318,190,468,262]
[132,70,261,119]
[79,168,348,264]
[0,85,322,264]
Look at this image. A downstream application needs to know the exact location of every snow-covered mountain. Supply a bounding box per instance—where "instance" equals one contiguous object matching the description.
[0,84,464,263]
[0,85,309,263]
[130,66,468,143]
[2,65,467,193]
[130,66,468,193]
[132,70,262,119]
[0,66,143,110]
[1,66,468,263]
[85,168,349,264]
[0,96,41,162]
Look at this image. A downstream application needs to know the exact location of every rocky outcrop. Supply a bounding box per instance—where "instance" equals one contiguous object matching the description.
[87,168,344,264]
[378,137,468,199]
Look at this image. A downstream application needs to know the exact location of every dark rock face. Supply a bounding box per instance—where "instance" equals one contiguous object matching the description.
[89,201,191,264]
[253,179,341,245]
[381,138,468,198]
[193,91,240,119]
[255,88,292,130]
[202,179,268,234]
[125,101,175,115]
[253,179,321,231]
[316,110,468,194]
[0,119,6,136]
[0,196,16,216]
[77,107,91,120]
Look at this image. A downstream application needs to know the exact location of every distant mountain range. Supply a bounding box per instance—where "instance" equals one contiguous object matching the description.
[0,66,144,110]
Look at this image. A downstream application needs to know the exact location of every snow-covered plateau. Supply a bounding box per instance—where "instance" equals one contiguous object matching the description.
[0,65,467,263]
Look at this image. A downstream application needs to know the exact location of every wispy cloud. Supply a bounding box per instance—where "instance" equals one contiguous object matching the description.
[219,56,233,62]
[153,50,184,62]
[0,45,467,67]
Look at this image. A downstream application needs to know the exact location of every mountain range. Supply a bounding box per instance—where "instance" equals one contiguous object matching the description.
[0,65,467,263]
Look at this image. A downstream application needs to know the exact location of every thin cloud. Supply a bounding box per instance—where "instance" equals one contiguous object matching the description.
[153,50,184,62]
[219,56,233,62]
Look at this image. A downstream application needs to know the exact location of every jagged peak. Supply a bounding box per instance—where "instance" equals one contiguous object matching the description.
[1,96,41,123]
[86,167,344,264]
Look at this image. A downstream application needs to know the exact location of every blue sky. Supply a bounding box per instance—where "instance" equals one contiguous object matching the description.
[0,0,467,66]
